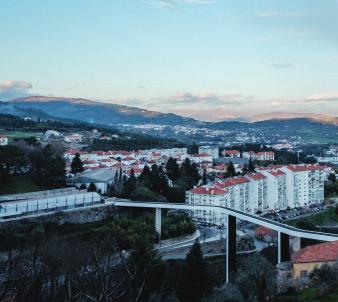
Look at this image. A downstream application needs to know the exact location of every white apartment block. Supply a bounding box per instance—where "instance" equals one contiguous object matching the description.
[199,146,219,159]
[186,164,324,226]
[186,186,229,226]
[280,164,324,208]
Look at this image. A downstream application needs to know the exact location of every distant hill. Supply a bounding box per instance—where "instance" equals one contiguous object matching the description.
[9,96,200,126]
[4,96,337,139]
[248,112,338,125]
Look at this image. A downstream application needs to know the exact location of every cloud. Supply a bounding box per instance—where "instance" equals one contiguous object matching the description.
[150,0,216,10]
[269,63,293,69]
[305,93,338,102]
[256,11,302,18]
[0,80,33,100]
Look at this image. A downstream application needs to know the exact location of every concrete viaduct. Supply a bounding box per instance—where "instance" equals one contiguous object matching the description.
[109,199,338,283]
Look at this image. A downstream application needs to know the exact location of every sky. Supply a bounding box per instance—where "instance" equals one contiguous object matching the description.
[0,0,338,121]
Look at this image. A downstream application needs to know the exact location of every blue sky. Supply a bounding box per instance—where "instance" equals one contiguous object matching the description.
[0,0,338,120]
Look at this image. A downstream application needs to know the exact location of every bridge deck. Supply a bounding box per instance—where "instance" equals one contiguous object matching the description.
[109,199,338,242]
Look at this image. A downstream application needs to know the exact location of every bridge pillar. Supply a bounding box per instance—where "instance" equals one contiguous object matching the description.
[226,214,236,283]
[155,208,162,239]
[278,232,290,263]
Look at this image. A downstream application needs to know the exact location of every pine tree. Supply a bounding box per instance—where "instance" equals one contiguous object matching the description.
[70,152,84,175]
[179,239,209,302]
[248,158,256,173]
[165,157,180,182]
[226,162,236,177]
[202,169,207,185]
[88,182,97,192]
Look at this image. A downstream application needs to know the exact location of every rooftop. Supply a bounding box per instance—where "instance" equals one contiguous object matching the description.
[292,241,338,264]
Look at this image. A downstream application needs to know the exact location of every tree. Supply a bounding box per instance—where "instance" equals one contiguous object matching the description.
[0,145,26,174]
[130,187,159,201]
[309,263,338,296]
[248,159,256,173]
[236,254,277,302]
[166,187,186,203]
[88,182,97,192]
[202,169,207,185]
[328,173,336,184]
[202,283,244,302]
[121,169,137,198]
[226,162,236,177]
[166,157,180,183]
[70,153,84,175]
[179,239,210,302]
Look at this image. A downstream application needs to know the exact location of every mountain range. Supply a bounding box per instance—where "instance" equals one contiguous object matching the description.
[1,96,337,129]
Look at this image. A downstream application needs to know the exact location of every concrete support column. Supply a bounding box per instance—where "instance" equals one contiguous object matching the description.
[155,208,162,239]
[226,214,236,283]
[278,232,290,263]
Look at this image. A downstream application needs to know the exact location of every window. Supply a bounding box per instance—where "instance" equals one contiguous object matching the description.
[300,270,308,278]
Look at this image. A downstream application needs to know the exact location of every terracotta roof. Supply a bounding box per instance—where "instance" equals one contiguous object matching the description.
[268,170,285,176]
[255,226,277,238]
[190,186,225,195]
[292,241,338,264]
[287,164,324,172]
[246,173,266,180]
[224,150,240,154]
[258,165,285,171]
[228,176,249,185]
[191,153,211,157]
[128,168,143,174]
[257,151,275,155]
[123,156,136,161]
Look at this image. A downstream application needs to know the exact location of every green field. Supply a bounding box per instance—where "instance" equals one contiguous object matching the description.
[3,131,43,142]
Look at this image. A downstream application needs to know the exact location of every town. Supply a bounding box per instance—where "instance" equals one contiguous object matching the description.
[1,1,338,301]
[1,118,338,301]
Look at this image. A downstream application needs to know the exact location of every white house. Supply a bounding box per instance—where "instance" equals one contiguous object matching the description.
[199,146,219,159]
[0,135,8,146]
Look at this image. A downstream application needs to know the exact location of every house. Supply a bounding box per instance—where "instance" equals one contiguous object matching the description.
[255,226,277,243]
[67,168,119,193]
[0,134,8,146]
[223,150,241,158]
[291,241,338,279]
[64,133,83,143]
[199,146,219,159]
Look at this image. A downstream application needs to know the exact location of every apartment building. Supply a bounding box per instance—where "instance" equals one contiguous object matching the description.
[185,186,229,226]
[186,164,324,225]
[280,164,324,207]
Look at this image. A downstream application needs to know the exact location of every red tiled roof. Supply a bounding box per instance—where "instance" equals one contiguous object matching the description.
[292,241,338,264]
[190,186,225,195]
[287,164,324,172]
[228,176,249,185]
[257,151,275,156]
[191,153,211,157]
[268,170,285,176]
[83,159,97,164]
[128,168,143,174]
[255,226,277,238]
[224,150,240,154]
[123,156,136,161]
[246,173,266,180]
[258,165,285,171]
[101,158,115,162]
